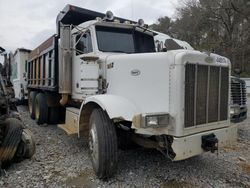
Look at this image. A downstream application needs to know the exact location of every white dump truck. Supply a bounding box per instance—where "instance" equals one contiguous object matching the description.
[27,4,237,179]
[11,48,31,103]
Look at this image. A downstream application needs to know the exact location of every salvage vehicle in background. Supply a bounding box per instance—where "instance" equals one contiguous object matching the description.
[27,4,237,179]
[11,48,31,104]
[0,47,35,173]
[230,76,247,122]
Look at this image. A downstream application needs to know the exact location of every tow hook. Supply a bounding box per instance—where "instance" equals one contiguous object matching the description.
[201,133,218,153]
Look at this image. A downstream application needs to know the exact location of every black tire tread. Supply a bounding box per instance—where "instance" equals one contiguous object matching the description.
[0,118,23,162]
[90,108,118,179]
[48,107,60,124]
[35,93,48,125]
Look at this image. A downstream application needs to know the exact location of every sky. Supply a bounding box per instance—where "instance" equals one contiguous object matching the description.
[0,0,179,54]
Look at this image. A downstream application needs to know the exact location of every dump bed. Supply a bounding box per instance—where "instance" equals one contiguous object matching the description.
[27,35,58,91]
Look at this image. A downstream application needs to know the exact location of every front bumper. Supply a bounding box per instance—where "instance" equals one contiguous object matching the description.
[171,125,238,161]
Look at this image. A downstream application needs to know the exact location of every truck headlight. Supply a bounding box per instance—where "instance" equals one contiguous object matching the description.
[144,114,169,128]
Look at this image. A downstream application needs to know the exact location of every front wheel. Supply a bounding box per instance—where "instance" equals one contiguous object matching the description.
[89,108,118,179]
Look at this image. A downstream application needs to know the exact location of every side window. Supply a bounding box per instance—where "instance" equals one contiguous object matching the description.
[75,31,93,55]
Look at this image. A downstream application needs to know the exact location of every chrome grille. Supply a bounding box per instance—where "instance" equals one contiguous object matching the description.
[185,63,229,128]
[231,78,246,106]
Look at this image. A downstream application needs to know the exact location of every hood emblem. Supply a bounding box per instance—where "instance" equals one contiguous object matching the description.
[131,69,141,76]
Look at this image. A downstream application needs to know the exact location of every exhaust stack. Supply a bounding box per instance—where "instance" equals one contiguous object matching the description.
[58,23,72,105]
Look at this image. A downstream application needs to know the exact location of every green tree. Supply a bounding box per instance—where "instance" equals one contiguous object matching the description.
[151,0,250,76]
[150,16,172,35]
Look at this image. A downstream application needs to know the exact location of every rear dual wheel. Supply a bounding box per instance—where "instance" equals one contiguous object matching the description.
[29,92,60,125]
[48,107,60,124]
[35,93,48,125]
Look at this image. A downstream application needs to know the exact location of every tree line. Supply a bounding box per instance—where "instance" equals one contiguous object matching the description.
[151,0,250,76]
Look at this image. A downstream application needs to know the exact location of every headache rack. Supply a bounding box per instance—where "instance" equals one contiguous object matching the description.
[184,63,229,128]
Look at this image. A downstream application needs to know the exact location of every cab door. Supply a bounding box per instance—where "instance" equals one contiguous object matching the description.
[72,30,99,99]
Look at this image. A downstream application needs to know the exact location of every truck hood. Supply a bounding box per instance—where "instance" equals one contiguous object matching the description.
[104,50,230,115]
[105,52,175,114]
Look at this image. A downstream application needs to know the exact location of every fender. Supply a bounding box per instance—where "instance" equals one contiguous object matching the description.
[78,94,139,136]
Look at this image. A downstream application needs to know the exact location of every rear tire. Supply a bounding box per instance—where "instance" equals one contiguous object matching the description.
[89,108,118,179]
[35,93,48,125]
[48,107,60,124]
[28,91,37,119]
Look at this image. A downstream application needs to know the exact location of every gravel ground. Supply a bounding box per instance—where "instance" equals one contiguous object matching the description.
[1,99,250,188]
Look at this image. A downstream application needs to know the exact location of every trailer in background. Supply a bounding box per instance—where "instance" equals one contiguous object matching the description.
[11,48,31,103]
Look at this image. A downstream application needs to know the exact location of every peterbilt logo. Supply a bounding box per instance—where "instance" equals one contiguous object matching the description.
[216,57,227,64]
[131,69,141,76]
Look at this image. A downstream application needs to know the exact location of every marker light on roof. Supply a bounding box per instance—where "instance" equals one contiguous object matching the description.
[105,11,114,21]
[138,19,145,27]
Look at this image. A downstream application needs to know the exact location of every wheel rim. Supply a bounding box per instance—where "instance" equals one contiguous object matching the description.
[89,122,99,165]
[35,99,39,120]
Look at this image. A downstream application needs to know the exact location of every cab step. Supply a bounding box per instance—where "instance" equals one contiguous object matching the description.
[58,107,80,135]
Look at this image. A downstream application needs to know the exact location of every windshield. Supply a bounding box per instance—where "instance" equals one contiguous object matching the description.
[96,26,155,53]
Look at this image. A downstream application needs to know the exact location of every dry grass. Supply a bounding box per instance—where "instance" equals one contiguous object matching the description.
[222,145,239,152]
[241,162,250,173]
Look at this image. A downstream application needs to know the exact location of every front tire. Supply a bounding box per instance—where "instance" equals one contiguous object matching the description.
[89,108,118,179]
[35,93,48,125]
